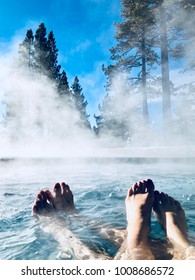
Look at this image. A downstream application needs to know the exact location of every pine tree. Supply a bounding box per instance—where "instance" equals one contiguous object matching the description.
[94,94,110,136]
[57,70,73,109]
[18,29,35,70]
[110,0,158,122]
[34,23,49,75]
[58,70,69,96]
[158,1,171,133]
[94,92,132,141]
[154,0,187,136]
[71,76,91,129]
[180,0,195,69]
[109,0,189,139]
[47,31,61,80]
[34,23,62,82]
[102,64,118,92]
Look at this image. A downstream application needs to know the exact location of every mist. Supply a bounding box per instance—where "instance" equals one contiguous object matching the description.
[0,52,194,159]
[0,55,98,158]
[96,73,195,153]
[0,1,195,160]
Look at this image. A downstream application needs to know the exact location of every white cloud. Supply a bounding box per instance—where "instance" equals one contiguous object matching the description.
[170,68,195,86]
[70,40,92,54]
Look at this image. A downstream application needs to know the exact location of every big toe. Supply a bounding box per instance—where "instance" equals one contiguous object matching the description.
[61,183,73,203]
[146,179,155,193]
[61,182,70,193]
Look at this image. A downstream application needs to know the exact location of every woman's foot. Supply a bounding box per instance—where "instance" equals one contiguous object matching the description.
[53,182,75,211]
[32,189,55,215]
[153,191,189,249]
[125,179,155,259]
[32,182,75,215]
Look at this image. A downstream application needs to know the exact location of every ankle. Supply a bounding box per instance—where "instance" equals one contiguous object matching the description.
[127,225,149,248]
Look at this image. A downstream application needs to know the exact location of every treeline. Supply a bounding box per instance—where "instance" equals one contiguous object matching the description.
[4,1,195,146]
[15,22,91,130]
[94,0,195,144]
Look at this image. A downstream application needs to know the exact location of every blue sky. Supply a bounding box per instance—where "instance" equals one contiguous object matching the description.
[0,0,193,130]
[0,0,121,124]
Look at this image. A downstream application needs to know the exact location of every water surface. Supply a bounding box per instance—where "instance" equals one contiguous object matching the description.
[0,158,194,259]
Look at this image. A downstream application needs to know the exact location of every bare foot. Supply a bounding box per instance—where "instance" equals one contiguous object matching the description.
[125,179,155,259]
[53,182,75,211]
[32,190,55,215]
[153,191,189,249]
[32,182,75,215]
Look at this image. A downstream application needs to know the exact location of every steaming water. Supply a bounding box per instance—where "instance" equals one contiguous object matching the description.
[0,158,195,260]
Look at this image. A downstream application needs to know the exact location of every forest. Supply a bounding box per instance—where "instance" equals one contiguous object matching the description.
[2,0,195,147]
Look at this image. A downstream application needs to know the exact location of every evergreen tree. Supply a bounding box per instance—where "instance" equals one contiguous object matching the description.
[57,70,72,109]
[102,64,118,92]
[180,0,195,69]
[18,29,35,70]
[71,76,91,129]
[94,94,111,136]
[109,0,158,122]
[94,92,132,142]
[58,70,69,96]
[154,0,187,136]
[34,23,49,75]
[158,1,171,133]
[94,76,139,142]
[109,0,188,140]
[34,23,62,82]
[47,31,61,80]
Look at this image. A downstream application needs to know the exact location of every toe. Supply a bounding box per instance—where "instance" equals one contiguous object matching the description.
[175,200,182,210]
[138,181,145,193]
[40,191,47,204]
[153,190,160,209]
[142,180,147,193]
[61,182,70,194]
[36,192,42,200]
[159,192,167,204]
[61,182,74,205]
[53,182,61,194]
[146,179,155,193]
[45,190,55,208]
[127,187,134,197]
[45,190,53,201]
[169,196,175,205]
[35,199,43,210]
[154,190,160,199]
[132,182,138,194]
[36,191,46,206]
[160,192,174,208]
[32,204,38,213]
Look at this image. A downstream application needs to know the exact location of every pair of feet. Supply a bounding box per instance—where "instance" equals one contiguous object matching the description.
[33,182,75,215]
[32,179,190,259]
[126,179,189,258]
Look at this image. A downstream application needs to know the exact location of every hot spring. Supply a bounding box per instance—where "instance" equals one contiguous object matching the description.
[0,157,194,260]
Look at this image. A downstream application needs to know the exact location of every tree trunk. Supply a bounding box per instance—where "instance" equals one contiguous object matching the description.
[160,3,171,139]
[141,29,149,123]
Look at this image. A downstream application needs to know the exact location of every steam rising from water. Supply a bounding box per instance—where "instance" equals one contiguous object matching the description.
[0,56,97,157]
[0,11,195,159]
